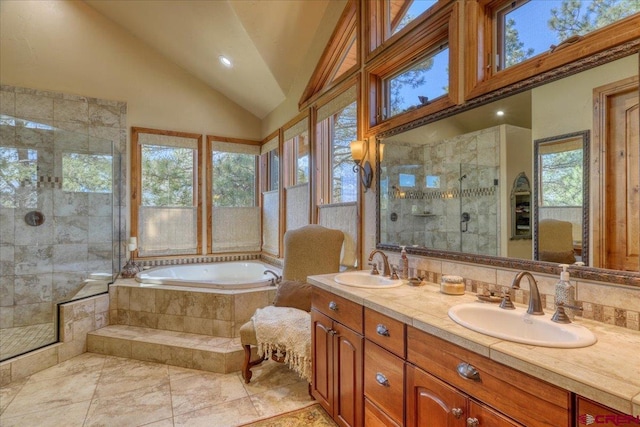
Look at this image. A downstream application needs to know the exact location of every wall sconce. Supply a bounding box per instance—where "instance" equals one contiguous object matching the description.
[350,140,372,191]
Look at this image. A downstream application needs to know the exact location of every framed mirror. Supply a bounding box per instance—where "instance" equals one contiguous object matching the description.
[376,48,639,285]
[533,131,589,265]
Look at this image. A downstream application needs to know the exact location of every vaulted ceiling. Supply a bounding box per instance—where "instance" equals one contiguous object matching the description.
[84,0,336,119]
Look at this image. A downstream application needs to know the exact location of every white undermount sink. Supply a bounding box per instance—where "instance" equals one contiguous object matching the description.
[334,271,404,289]
[448,303,597,348]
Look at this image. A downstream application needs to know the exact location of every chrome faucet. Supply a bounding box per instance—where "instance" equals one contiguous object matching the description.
[368,250,391,277]
[500,271,544,315]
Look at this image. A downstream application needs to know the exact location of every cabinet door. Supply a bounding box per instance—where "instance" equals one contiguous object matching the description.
[333,321,364,427]
[406,364,467,427]
[468,400,523,427]
[364,341,404,425]
[311,309,334,414]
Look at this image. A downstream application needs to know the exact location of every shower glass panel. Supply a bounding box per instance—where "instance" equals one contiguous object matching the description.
[0,115,117,361]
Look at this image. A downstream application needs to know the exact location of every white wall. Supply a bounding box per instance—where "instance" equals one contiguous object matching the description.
[0,0,261,139]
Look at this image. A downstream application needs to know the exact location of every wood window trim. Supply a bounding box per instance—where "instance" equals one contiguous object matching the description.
[299,0,360,111]
[205,135,260,255]
[365,0,454,62]
[465,0,640,100]
[365,2,461,136]
[130,127,203,258]
[282,111,310,187]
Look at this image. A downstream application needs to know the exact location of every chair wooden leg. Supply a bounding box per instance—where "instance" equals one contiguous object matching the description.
[242,344,265,384]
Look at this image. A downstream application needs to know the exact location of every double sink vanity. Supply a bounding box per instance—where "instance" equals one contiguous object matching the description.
[308,271,640,427]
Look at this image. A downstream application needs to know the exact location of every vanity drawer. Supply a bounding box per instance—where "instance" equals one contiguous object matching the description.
[365,307,406,357]
[407,326,571,427]
[312,287,363,333]
[364,340,405,426]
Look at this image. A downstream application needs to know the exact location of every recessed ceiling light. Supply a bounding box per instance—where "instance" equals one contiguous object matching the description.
[219,56,232,68]
[496,110,505,116]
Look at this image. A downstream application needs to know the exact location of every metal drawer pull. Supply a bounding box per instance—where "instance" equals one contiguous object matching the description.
[328,301,338,311]
[376,324,390,336]
[456,362,481,382]
[467,417,479,427]
[375,373,389,387]
[452,408,463,419]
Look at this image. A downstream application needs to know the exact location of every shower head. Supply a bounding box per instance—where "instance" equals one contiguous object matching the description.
[458,174,467,181]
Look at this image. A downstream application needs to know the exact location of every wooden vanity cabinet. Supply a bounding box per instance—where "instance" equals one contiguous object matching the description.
[311,288,364,427]
[407,326,571,427]
[406,363,521,427]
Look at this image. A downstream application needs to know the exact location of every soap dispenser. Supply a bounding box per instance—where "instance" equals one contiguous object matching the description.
[555,264,576,320]
[400,246,409,280]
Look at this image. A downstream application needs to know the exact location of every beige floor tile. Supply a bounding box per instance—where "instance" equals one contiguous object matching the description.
[0,376,29,414]
[170,370,248,416]
[241,360,306,395]
[0,400,91,427]
[249,380,315,418]
[173,396,260,427]
[94,357,169,398]
[27,352,106,383]
[140,417,175,427]
[84,382,173,427]
[1,370,100,418]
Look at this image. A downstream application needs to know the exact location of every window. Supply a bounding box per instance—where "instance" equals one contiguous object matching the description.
[385,45,449,118]
[390,0,438,35]
[208,137,261,253]
[268,149,280,191]
[331,101,358,203]
[496,0,640,71]
[131,128,202,257]
[539,147,583,207]
[212,151,257,207]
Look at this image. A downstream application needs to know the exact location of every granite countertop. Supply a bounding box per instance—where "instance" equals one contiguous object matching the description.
[307,273,640,416]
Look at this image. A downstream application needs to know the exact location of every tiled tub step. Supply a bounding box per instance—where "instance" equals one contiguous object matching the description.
[87,325,250,373]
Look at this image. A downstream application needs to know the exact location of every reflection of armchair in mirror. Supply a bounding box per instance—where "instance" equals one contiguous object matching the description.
[533,131,589,265]
[537,219,577,264]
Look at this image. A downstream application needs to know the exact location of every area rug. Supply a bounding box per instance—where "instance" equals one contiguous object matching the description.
[239,403,337,427]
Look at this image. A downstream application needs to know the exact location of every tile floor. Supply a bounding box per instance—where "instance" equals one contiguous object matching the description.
[0,352,317,427]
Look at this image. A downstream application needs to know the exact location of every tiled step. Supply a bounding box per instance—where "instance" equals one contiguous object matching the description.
[87,325,252,374]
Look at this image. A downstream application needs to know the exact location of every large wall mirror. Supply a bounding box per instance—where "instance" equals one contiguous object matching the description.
[376,48,639,285]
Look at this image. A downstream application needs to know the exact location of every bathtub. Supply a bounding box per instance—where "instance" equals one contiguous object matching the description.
[135,261,281,289]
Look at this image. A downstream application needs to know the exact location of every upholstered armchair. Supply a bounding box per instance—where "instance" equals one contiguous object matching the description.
[239,224,344,383]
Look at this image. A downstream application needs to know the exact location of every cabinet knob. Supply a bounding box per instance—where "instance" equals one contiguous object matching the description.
[328,301,338,311]
[466,417,479,427]
[376,324,390,336]
[452,408,463,419]
[328,329,337,336]
[456,362,481,382]
[375,373,389,387]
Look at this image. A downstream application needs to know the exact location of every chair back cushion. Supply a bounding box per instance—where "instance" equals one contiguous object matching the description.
[273,280,312,312]
[281,224,345,282]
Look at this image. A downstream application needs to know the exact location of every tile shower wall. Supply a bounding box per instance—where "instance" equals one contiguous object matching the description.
[0,85,126,354]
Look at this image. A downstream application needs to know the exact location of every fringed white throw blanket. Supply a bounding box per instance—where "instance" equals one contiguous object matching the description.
[252,305,312,382]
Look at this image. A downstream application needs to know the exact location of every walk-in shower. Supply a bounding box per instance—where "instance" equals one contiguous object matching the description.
[0,114,120,361]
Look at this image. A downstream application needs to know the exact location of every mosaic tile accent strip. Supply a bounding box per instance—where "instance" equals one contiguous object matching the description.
[388,186,496,200]
[137,253,260,268]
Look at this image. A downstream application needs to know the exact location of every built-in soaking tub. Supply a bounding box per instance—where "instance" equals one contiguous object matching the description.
[135,261,281,290]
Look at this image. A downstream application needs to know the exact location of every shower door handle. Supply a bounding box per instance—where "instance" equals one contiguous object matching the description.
[460,212,470,232]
